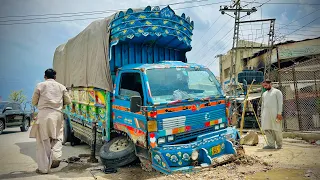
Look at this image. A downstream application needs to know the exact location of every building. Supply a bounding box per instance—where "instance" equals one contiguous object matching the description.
[219,37,320,94]
[244,37,320,80]
[220,37,320,132]
[219,40,266,91]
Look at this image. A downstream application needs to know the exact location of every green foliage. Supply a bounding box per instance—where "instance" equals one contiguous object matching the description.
[9,90,26,104]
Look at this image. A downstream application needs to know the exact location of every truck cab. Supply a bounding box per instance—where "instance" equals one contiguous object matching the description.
[110,61,240,173]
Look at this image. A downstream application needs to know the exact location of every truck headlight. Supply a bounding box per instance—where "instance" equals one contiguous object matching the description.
[158,137,166,144]
[191,150,199,160]
[220,123,225,129]
[167,135,174,142]
[215,125,219,130]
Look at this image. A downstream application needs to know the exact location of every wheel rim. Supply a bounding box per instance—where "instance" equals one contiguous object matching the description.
[24,120,29,129]
[109,138,130,152]
[0,121,3,131]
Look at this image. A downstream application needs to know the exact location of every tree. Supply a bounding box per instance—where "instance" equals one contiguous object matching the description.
[9,90,26,105]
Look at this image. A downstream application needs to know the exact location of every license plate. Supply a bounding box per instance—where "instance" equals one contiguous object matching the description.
[211,145,221,155]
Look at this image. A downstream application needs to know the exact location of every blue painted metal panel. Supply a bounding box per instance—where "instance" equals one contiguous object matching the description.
[150,127,238,174]
[142,46,148,64]
[129,44,135,64]
[159,47,165,61]
[135,44,142,64]
[147,46,153,64]
[175,51,179,61]
[153,46,159,63]
[110,47,115,73]
[115,45,122,68]
[108,6,195,74]
[122,44,129,66]
[169,49,175,60]
[164,48,170,60]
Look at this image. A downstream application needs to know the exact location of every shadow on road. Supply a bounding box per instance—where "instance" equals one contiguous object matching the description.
[15,141,37,162]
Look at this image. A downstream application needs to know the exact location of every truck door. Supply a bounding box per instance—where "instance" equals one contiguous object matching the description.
[113,71,148,148]
[13,103,24,126]
[4,103,16,127]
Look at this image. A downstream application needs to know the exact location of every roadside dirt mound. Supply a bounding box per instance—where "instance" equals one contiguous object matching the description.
[167,155,271,180]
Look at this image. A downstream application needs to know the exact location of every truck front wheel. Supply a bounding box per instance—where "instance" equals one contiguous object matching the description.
[99,136,137,168]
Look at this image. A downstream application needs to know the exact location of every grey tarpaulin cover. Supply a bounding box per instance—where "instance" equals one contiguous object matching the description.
[53,15,115,92]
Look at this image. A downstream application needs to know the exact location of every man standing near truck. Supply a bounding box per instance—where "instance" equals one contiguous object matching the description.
[261,79,284,149]
[31,69,71,174]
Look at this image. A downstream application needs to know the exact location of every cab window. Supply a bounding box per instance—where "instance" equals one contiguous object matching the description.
[118,72,144,102]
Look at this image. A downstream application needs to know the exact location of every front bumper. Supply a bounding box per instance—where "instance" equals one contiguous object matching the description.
[150,127,240,174]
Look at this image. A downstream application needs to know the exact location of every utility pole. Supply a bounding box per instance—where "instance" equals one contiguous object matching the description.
[264,19,276,79]
[219,0,257,117]
[216,54,224,88]
[219,0,257,97]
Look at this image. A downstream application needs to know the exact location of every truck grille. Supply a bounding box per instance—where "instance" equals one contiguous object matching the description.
[175,126,216,141]
[158,108,225,130]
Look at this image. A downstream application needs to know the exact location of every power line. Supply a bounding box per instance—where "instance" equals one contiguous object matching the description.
[276,24,320,28]
[205,39,233,68]
[243,1,320,6]
[284,33,320,37]
[239,27,320,33]
[0,11,114,23]
[277,8,320,30]
[196,27,234,63]
[191,14,222,49]
[0,1,229,26]
[0,0,216,19]
[175,1,230,10]
[253,9,320,41]
[0,16,110,25]
[193,0,268,62]
[190,19,232,60]
[243,0,257,8]
[282,17,320,36]
[255,0,272,8]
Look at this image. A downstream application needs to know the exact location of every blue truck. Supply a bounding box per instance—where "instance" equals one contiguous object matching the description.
[53,6,242,174]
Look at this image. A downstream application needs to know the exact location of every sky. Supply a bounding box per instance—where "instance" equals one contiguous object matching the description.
[0,0,319,102]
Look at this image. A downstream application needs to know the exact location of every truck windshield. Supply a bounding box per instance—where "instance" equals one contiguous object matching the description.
[146,67,223,104]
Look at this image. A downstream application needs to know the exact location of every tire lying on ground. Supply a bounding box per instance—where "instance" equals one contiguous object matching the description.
[99,136,137,168]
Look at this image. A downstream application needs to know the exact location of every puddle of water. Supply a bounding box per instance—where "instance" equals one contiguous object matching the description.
[246,169,307,180]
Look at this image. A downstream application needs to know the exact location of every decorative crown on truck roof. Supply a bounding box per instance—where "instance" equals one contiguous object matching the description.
[110,6,194,50]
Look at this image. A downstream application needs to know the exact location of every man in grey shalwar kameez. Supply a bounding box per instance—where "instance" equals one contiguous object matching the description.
[261,79,283,149]
[31,69,71,174]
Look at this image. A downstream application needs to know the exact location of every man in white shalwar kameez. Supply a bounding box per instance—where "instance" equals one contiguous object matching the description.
[261,79,283,149]
[31,69,71,174]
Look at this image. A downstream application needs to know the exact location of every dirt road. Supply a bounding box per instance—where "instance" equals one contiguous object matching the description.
[0,127,319,180]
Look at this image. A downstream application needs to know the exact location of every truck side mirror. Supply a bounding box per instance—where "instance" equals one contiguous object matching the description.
[130,96,141,113]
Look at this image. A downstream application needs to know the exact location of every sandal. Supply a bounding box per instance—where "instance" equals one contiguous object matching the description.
[35,169,48,174]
